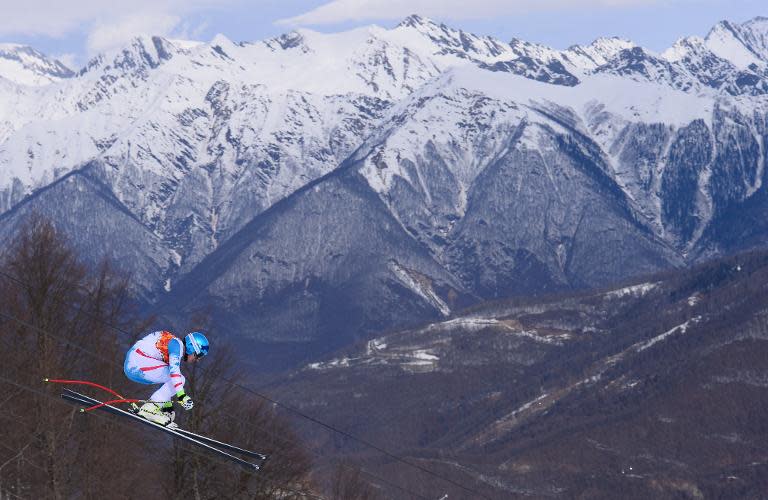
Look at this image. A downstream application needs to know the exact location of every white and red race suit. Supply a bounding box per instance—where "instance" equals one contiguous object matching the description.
[123,331,186,403]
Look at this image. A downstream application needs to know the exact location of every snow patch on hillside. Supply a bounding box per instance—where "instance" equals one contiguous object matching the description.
[605,282,658,299]
[637,316,702,352]
[426,317,500,332]
[446,67,717,127]
[514,329,567,346]
[412,349,439,361]
[307,357,352,370]
[366,339,387,354]
[400,349,440,372]
[389,261,450,316]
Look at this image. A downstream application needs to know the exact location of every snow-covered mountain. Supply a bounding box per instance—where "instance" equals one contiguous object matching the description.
[2,15,768,366]
[0,44,74,86]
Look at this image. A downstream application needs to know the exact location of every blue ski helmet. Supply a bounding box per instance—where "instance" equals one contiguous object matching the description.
[185,331,209,357]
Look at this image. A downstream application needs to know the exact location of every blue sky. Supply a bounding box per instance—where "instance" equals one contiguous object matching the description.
[0,0,765,69]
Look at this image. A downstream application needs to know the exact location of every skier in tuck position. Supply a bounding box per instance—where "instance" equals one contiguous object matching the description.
[123,330,209,427]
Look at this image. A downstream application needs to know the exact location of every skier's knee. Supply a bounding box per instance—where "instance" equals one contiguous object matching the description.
[170,373,185,390]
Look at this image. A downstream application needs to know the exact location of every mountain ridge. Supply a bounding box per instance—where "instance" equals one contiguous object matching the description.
[2,15,768,368]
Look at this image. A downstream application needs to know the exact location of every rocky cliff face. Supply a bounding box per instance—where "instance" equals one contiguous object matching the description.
[2,16,768,366]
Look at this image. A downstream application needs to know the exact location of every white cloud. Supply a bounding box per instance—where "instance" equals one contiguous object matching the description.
[0,0,239,55]
[0,0,99,37]
[277,0,665,26]
[52,53,79,70]
[87,13,181,54]
[174,20,211,41]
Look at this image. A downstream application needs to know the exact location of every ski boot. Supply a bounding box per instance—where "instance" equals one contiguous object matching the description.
[137,402,178,429]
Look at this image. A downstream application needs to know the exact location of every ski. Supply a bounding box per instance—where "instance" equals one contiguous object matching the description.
[173,427,268,461]
[61,389,263,470]
[62,389,268,461]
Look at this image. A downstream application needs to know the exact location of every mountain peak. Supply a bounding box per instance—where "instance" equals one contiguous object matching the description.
[0,44,74,86]
[79,35,174,76]
[738,16,768,62]
[265,31,307,51]
[661,35,706,62]
[397,14,437,29]
[394,14,511,62]
[209,33,238,59]
[395,13,455,41]
[563,36,636,71]
[211,33,234,47]
[0,43,24,51]
[588,36,636,52]
[704,18,768,67]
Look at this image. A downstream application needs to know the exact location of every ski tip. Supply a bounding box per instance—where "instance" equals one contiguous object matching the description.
[79,408,85,413]
[43,378,49,383]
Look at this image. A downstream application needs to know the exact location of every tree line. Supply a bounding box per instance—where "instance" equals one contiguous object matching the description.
[0,215,381,499]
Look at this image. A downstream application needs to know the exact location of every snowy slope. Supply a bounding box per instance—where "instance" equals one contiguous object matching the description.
[705,20,764,69]
[562,37,636,72]
[357,65,718,231]
[0,17,602,273]
[658,18,768,95]
[0,44,74,86]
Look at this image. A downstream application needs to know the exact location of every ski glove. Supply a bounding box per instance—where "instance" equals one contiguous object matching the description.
[176,390,194,411]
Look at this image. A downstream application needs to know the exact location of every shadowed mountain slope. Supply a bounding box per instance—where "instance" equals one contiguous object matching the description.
[160,165,470,369]
[270,249,768,498]
[0,167,174,303]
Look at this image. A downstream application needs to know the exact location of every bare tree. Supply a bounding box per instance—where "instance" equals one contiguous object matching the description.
[0,215,156,499]
[165,343,318,499]
[0,215,322,499]
[330,461,383,500]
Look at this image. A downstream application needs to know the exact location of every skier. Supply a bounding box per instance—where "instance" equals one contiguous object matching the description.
[123,330,209,427]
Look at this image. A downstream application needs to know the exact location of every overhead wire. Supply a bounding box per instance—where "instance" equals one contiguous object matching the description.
[0,374,325,500]
[0,270,468,499]
[209,404,434,500]
[222,380,490,499]
[0,307,436,500]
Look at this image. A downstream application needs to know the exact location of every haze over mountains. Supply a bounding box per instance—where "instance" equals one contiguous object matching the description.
[2,15,768,368]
